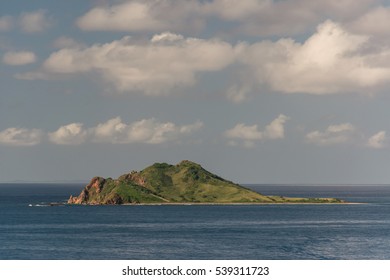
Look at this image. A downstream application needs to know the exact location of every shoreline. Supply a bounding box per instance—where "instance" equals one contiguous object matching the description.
[123,202,361,206]
[70,201,362,206]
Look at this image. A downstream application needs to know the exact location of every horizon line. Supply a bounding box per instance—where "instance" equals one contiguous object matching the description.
[0,181,390,187]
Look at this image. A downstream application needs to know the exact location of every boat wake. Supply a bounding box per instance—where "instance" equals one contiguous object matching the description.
[28,202,66,207]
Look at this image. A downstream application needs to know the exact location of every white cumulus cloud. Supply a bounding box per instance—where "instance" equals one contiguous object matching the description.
[225,114,289,147]
[3,51,37,66]
[41,34,234,95]
[305,123,357,146]
[225,124,263,141]
[264,115,290,139]
[0,128,42,146]
[92,117,203,144]
[151,32,184,43]
[237,20,390,96]
[48,123,88,145]
[367,131,387,149]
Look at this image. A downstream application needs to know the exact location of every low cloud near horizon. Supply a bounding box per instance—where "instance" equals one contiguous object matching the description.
[0,117,203,146]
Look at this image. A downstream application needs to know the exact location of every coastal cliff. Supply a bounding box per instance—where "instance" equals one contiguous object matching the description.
[68,160,344,205]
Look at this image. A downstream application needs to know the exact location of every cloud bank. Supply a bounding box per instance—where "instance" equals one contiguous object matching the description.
[18,19,390,99]
[0,128,43,146]
[305,123,357,146]
[0,118,203,146]
[41,34,234,95]
[49,123,88,145]
[91,117,203,144]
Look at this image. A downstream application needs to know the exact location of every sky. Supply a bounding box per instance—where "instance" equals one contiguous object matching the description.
[2,0,390,184]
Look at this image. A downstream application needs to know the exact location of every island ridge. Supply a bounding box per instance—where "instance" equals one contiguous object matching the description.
[68,160,344,205]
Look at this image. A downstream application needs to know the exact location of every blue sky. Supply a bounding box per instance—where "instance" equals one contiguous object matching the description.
[2,0,390,184]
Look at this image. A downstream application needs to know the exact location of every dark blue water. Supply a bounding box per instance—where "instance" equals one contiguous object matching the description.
[1,184,390,260]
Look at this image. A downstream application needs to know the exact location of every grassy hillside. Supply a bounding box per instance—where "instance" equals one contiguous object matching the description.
[68,160,344,205]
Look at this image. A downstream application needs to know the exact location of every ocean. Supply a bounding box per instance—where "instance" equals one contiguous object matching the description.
[1,183,390,260]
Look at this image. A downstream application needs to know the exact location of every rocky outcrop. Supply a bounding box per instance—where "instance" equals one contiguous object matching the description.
[67,177,106,204]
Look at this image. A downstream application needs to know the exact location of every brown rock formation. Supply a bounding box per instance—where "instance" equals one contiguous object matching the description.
[68,177,106,204]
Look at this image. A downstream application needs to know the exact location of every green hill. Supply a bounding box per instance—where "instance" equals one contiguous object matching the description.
[68,160,344,205]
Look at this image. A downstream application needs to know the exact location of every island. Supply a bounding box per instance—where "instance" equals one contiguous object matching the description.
[68,160,344,205]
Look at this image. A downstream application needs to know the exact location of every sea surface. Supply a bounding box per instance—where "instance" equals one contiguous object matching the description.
[1,183,390,260]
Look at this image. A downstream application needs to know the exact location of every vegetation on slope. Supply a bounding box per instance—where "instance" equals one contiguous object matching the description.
[68,160,344,205]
